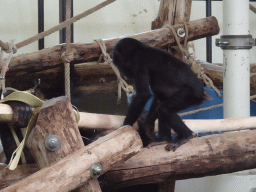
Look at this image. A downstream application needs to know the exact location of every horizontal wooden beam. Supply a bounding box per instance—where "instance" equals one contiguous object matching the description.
[101,130,256,189]
[7,16,219,76]
[0,103,256,133]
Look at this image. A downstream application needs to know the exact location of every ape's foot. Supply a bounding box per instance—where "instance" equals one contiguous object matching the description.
[165,135,194,152]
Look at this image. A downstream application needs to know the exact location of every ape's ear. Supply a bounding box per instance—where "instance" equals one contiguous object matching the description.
[112,51,123,63]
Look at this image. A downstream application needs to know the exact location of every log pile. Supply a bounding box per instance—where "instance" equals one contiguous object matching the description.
[1,97,142,192]
[2,129,256,191]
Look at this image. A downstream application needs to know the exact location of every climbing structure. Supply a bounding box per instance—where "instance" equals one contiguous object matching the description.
[1,1,256,192]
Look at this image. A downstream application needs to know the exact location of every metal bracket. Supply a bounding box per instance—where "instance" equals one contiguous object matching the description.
[216,35,255,50]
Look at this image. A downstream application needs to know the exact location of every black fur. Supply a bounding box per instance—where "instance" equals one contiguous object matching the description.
[112,38,206,151]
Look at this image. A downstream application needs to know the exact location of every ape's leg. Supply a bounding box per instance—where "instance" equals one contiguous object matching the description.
[157,87,201,151]
[138,97,160,147]
[164,113,196,151]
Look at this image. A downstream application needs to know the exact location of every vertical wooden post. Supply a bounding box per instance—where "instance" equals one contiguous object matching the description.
[27,96,99,191]
[152,0,193,191]
[152,0,192,61]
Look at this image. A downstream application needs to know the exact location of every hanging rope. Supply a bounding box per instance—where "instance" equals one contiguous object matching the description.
[165,23,222,99]
[94,39,134,104]
[62,0,72,99]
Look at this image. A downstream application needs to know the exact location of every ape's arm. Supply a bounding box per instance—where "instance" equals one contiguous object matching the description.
[123,66,152,126]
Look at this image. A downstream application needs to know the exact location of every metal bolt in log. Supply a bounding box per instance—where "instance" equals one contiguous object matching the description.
[177,28,186,37]
[45,135,61,152]
[90,162,103,178]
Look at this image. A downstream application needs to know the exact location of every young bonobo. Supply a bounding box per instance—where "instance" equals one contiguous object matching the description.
[112,38,209,151]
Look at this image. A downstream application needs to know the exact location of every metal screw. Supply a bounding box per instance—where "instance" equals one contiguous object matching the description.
[216,40,229,46]
[45,135,61,151]
[99,78,106,85]
[177,28,186,37]
[90,162,103,178]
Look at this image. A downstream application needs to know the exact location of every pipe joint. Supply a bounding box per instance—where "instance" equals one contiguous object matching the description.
[216,35,254,50]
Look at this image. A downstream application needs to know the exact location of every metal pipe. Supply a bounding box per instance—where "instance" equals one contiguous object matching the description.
[223,0,250,118]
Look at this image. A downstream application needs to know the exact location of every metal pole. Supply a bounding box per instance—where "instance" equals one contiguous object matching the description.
[206,0,212,63]
[59,0,74,44]
[223,0,250,118]
[38,0,44,50]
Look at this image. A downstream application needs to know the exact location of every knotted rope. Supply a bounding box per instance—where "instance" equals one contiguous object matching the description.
[61,0,72,99]
[94,39,134,104]
[165,23,222,99]
[0,40,17,97]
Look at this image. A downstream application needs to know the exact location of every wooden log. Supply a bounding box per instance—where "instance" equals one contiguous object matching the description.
[2,130,256,190]
[196,60,256,95]
[7,16,219,76]
[152,0,192,29]
[5,62,121,97]
[27,96,84,167]
[78,112,256,133]
[1,103,256,133]
[26,96,89,191]
[0,164,39,190]
[151,0,192,60]
[100,130,256,190]
[1,126,142,192]
[8,60,256,97]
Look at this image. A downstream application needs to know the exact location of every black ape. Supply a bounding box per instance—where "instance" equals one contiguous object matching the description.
[112,38,208,151]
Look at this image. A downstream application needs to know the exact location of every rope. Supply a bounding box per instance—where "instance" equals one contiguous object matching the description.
[0,41,16,96]
[165,23,222,99]
[15,0,116,49]
[63,0,72,99]
[94,39,134,104]
[179,94,256,117]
